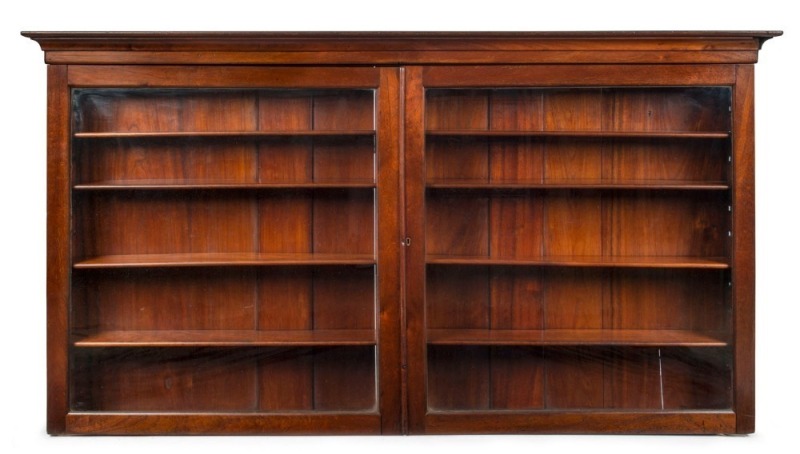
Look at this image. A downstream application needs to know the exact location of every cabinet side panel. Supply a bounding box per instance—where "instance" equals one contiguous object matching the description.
[732,64,756,433]
[47,64,70,434]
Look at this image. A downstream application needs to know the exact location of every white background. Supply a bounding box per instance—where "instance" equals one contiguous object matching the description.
[1,0,797,451]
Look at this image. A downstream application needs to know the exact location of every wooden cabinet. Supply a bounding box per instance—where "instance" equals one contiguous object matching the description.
[24,31,779,435]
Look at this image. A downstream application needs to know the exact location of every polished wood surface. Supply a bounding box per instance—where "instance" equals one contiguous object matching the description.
[74,329,376,347]
[427,329,727,347]
[426,256,729,268]
[74,253,376,268]
[732,64,756,433]
[26,31,774,435]
[46,64,70,435]
[25,31,780,65]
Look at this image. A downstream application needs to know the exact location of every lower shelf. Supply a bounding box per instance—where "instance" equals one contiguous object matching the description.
[419,410,736,434]
[427,329,727,347]
[65,412,382,435]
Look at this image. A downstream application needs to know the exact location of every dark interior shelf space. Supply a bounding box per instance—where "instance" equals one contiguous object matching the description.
[427,329,728,347]
[74,253,376,269]
[426,255,729,269]
[73,329,377,347]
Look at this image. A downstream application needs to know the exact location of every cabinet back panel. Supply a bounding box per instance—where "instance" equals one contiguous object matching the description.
[313,191,375,254]
[426,192,726,259]
[313,137,375,183]
[72,348,259,412]
[426,137,726,184]
[72,347,376,412]
[426,137,489,182]
[73,269,258,331]
[75,139,257,184]
[425,195,488,256]
[489,268,544,329]
[75,89,375,133]
[426,266,489,329]
[75,90,258,133]
[425,88,729,133]
[313,91,375,130]
[258,194,313,253]
[426,346,730,411]
[76,193,256,257]
[77,192,374,257]
[427,346,490,410]
[426,90,488,130]
[73,267,375,332]
[427,267,725,331]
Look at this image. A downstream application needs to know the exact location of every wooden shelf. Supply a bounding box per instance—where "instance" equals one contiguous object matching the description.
[74,253,376,269]
[74,130,376,139]
[426,130,730,139]
[426,255,729,269]
[426,180,729,191]
[74,180,376,190]
[73,329,376,347]
[427,329,728,347]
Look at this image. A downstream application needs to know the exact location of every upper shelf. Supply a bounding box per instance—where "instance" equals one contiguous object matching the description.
[74,252,376,269]
[426,130,730,139]
[74,130,375,139]
[426,255,729,269]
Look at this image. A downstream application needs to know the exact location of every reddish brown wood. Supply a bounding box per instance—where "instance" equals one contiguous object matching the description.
[732,64,756,434]
[403,66,427,434]
[428,181,729,190]
[425,256,729,269]
[74,329,377,347]
[423,65,738,87]
[26,31,775,436]
[65,413,382,435]
[46,64,70,435]
[376,67,403,433]
[66,65,381,88]
[427,329,728,347]
[43,50,760,65]
[74,253,375,268]
[424,410,735,434]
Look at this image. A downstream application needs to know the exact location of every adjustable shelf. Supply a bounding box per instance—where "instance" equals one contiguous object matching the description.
[74,180,376,191]
[425,255,729,269]
[74,329,377,347]
[427,329,728,347]
[74,253,377,269]
[426,180,730,191]
[74,130,376,139]
[425,130,730,139]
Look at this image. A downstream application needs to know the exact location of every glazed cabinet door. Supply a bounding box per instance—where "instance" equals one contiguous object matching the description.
[51,66,401,434]
[404,65,749,434]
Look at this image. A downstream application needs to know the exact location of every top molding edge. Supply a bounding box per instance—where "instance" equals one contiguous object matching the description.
[22,31,782,65]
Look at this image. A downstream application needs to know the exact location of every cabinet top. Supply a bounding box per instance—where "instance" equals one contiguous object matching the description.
[23,31,782,65]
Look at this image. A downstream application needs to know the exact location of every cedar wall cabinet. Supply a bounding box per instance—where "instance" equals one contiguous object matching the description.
[24,31,780,435]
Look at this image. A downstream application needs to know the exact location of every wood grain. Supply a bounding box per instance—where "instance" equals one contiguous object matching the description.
[732,64,756,433]
[46,64,70,434]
